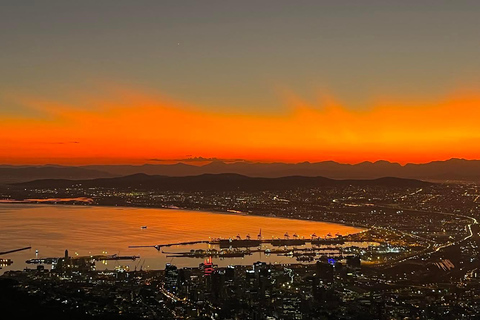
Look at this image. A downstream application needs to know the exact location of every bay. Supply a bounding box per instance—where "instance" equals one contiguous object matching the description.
[0,204,363,273]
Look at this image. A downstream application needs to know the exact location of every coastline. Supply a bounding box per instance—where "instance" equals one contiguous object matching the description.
[0,200,367,234]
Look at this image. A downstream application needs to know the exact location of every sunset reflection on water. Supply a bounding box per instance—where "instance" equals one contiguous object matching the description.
[0,204,363,273]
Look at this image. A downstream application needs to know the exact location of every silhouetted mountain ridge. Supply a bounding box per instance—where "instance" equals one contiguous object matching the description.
[0,166,114,184]
[14,173,431,191]
[82,158,479,180]
[2,158,480,184]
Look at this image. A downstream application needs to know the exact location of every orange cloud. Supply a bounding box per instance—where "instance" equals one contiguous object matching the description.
[1,88,480,165]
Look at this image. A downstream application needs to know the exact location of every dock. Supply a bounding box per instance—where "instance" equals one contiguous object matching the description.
[130,237,346,250]
[129,240,210,251]
[0,246,31,256]
[26,254,140,265]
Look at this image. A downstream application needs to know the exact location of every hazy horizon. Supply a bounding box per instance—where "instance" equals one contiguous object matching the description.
[1,156,479,167]
[2,1,480,165]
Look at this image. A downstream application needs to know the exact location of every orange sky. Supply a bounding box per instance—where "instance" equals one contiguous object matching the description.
[3,2,480,166]
[2,88,480,165]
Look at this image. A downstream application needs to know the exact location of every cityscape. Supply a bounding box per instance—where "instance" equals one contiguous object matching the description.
[2,176,480,319]
[2,1,480,319]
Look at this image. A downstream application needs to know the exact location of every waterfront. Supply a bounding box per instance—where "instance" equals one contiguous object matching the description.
[0,204,363,273]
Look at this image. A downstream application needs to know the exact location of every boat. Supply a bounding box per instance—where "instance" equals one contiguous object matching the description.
[165,248,249,258]
[141,226,147,229]
[0,258,13,266]
[296,255,315,262]
[271,238,306,246]
[101,254,140,261]
[213,238,262,248]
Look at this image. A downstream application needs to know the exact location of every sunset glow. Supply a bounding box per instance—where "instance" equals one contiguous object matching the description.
[4,3,480,317]
[2,2,480,166]
[2,88,480,165]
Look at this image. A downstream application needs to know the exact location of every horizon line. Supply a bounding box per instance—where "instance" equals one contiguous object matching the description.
[0,157,476,167]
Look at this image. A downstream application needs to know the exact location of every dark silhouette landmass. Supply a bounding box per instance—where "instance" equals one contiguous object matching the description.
[13,173,431,191]
[0,166,114,184]
[81,158,480,181]
[1,158,479,184]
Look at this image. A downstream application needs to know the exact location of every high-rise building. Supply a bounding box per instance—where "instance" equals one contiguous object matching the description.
[346,256,361,269]
[165,263,178,292]
[203,257,214,276]
[315,261,334,284]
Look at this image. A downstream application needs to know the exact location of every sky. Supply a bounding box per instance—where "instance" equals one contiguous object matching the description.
[1,1,480,165]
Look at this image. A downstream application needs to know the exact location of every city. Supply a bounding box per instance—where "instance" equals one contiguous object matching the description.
[2,1,480,319]
[2,177,480,319]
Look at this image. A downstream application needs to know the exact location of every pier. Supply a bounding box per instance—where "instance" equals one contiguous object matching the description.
[129,240,210,251]
[0,246,31,256]
[130,237,347,251]
[161,246,344,259]
[26,253,140,265]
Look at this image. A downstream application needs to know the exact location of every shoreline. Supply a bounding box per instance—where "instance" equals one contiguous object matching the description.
[0,200,367,234]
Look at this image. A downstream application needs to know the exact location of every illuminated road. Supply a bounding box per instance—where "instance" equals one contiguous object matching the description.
[374,212,478,269]
[433,215,478,253]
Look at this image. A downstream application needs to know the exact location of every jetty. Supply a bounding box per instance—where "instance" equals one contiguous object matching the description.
[0,246,31,256]
[130,237,346,250]
[26,253,140,265]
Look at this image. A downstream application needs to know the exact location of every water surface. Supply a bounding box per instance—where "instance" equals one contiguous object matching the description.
[0,204,363,273]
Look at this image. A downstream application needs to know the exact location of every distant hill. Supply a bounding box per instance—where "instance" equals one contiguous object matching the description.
[0,166,114,184]
[2,158,480,184]
[14,173,431,191]
[82,158,480,181]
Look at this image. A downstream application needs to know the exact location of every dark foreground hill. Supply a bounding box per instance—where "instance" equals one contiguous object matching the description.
[82,158,480,181]
[14,173,432,191]
[2,158,480,184]
[0,166,114,184]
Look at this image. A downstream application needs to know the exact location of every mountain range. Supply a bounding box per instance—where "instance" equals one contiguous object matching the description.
[13,174,431,191]
[0,158,478,184]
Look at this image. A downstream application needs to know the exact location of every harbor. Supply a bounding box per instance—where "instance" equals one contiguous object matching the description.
[0,205,364,273]
[129,232,348,251]
[127,232,364,263]
[25,253,141,265]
